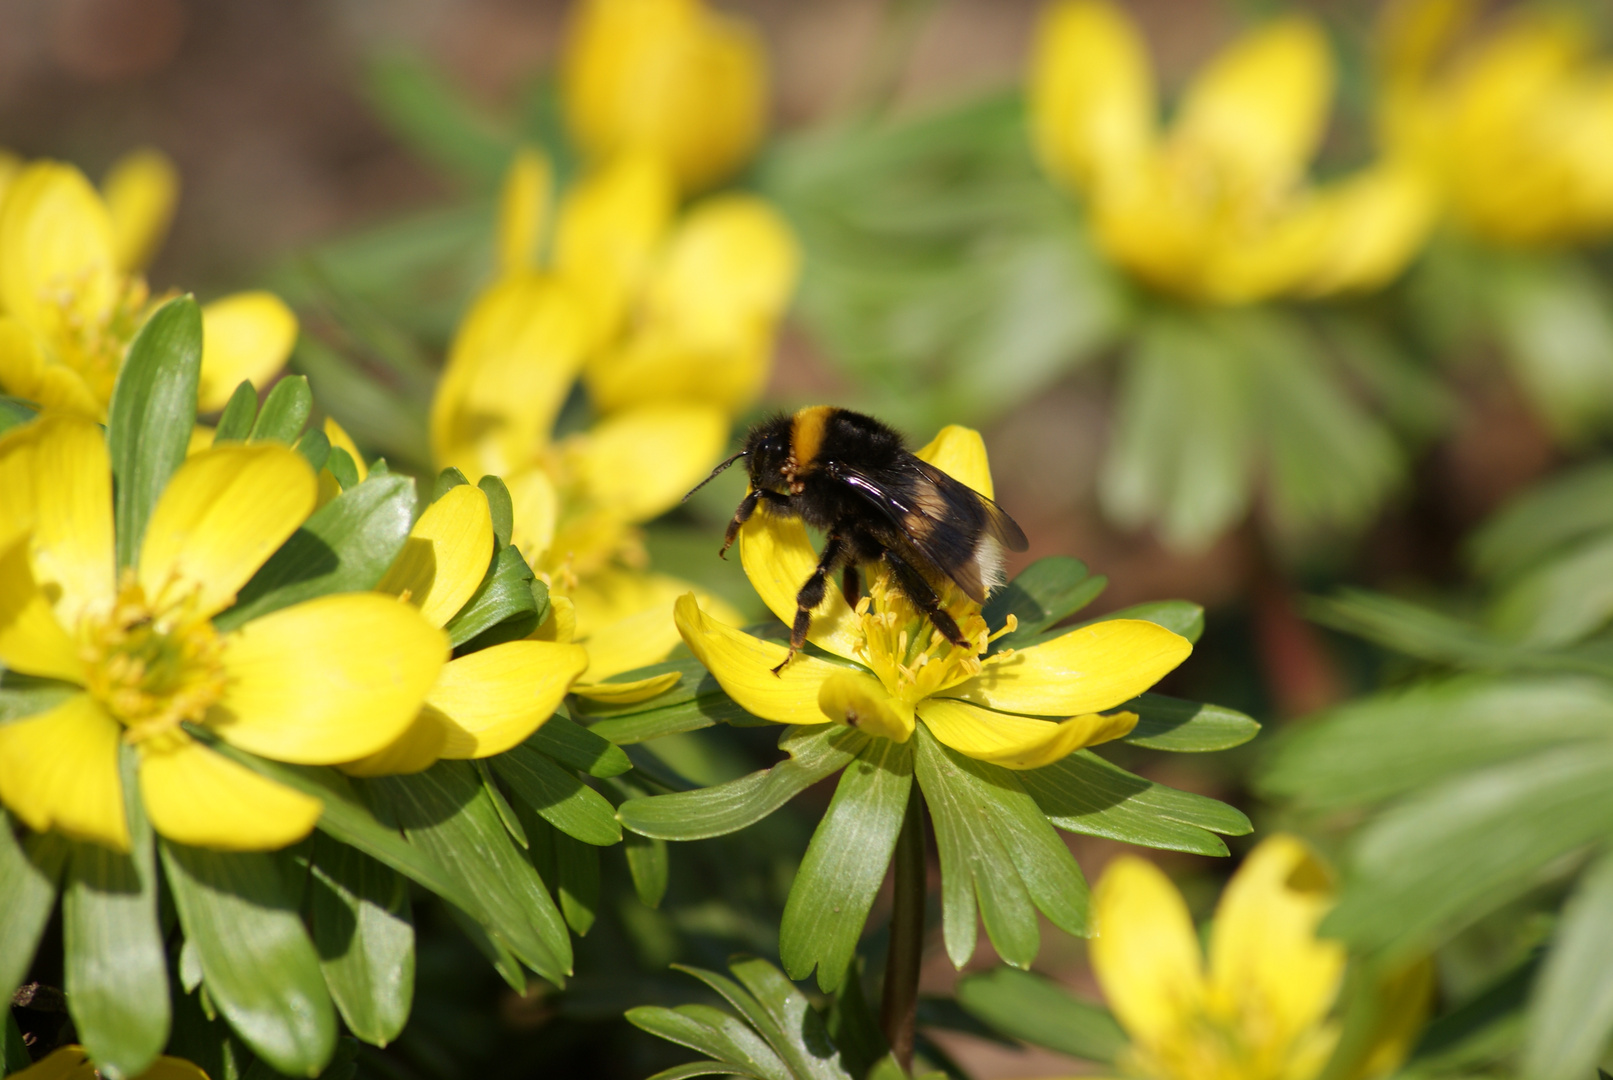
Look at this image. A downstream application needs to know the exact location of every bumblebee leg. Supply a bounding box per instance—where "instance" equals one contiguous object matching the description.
[883,552,969,649]
[772,529,850,676]
[840,565,861,608]
[720,489,791,559]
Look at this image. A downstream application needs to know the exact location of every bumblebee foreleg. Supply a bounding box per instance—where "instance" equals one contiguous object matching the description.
[884,551,969,649]
[720,488,791,559]
[772,528,850,676]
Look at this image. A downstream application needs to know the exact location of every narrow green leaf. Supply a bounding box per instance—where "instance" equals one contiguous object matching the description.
[289,338,429,472]
[0,672,78,724]
[107,295,202,568]
[443,905,526,995]
[625,1004,785,1080]
[1122,693,1260,752]
[478,475,514,551]
[584,695,763,744]
[0,814,66,998]
[4,1009,29,1074]
[1022,750,1249,855]
[445,546,539,648]
[1468,460,1613,582]
[160,843,336,1077]
[363,54,513,182]
[294,428,331,473]
[477,762,528,849]
[0,396,38,435]
[1528,847,1613,1080]
[369,763,572,985]
[642,1062,767,1080]
[214,474,416,631]
[780,738,912,991]
[554,831,600,937]
[431,468,468,501]
[677,961,854,1080]
[955,968,1124,1063]
[618,726,865,840]
[1410,955,1536,1064]
[527,713,631,778]
[249,375,313,445]
[307,834,414,1048]
[984,557,1105,643]
[491,746,621,846]
[213,381,259,440]
[323,447,360,491]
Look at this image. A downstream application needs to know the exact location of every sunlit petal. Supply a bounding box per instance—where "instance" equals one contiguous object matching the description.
[0,535,84,683]
[0,693,128,850]
[19,415,115,627]
[138,443,316,618]
[818,669,913,742]
[586,327,771,416]
[532,593,578,643]
[0,161,118,334]
[339,709,451,778]
[571,670,682,704]
[1091,854,1205,1048]
[917,698,1136,770]
[947,619,1190,716]
[567,567,743,678]
[0,317,101,419]
[375,483,493,630]
[139,735,322,850]
[674,592,843,725]
[569,403,728,524]
[737,505,862,663]
[505,465,558,565]
[101,147,179,273]
[496,145,551,277]
[554,152,676,348]
[914,424,995,498]
[198,292,298,413]
[426,640,589,757]
[214,593,447,763]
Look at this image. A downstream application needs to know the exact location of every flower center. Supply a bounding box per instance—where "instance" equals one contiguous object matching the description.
[80,571,227,747]
[37,273,151,410]
[849,567,1017,708]
[1123,996,1327,1080]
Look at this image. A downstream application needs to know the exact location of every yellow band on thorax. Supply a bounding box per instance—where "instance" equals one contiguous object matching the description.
[791,405,834,469]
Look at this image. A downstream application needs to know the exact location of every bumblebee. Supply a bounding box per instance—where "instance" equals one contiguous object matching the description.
[688,406,1029,673]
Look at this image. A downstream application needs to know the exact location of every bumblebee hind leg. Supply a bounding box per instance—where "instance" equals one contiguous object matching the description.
[772,528,851,676]
[883,551,969,649]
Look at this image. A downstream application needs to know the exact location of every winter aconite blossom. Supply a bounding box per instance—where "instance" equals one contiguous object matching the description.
[9,1046,207,1080]
[675,425,1191,766]
[0,416,447,851]
[1030,0,1434,303]
[0,153,297,418]
[1091,835,1430,1080]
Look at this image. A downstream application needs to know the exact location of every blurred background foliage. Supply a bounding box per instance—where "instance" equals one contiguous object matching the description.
[12,0,1613,1076]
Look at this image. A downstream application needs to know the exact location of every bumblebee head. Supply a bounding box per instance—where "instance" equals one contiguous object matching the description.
[740,413,794,491]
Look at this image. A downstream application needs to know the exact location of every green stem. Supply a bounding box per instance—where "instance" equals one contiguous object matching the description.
[881,786,925,1073]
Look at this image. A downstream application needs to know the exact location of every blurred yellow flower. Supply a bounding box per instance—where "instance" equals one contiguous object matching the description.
[1090,834,1430,1080]
[0,153,297,420]
[1030,0,1435,303]
[562,0,767,193]
[675,424,1191,766]
[11,1045,209,1080]
[0,416,447,852]
[342,482,589,776]
[1379,0,1613,248]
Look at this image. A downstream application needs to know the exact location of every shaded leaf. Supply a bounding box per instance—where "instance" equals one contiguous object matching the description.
[955,968,1124,1064]
[249,376,312,445]
[491,745,622,847]
[307,833,414,1048]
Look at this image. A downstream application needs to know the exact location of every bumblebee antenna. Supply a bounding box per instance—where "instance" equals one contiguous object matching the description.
[683,450,747,501]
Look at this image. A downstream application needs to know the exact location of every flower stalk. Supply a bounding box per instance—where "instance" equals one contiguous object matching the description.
[880,784,926,1072]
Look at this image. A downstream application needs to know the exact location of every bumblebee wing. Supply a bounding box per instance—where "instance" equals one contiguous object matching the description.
[831,458,1028,603]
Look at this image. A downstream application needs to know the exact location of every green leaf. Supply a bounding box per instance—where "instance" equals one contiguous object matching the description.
[289,338,430,473]
[1084,599,1204,644]
[553,831,600,937]
[1021,750,1249,855]
[490,745,621,846]
[478,761,528,849]
[369,763,572,985]
[1490,532,1613,648]
[983,557,1106,644]
[527,713,631,778]
[0,815,66,999]
[1468,460,1613,582]
[443,905,526,995]
[1526,847,1613,1080]
[294,428,331,473]
[1121,693,1260,752]
[324,447,360,491]
[1492,252,1613,440]
[363,53,512,183]
[478,475,514,551]
[0,396,38,435]
[4,1008,29,1074]
[64,803,170,1080]
[1409,955,1535,1066]
[107,295,202,569]
[625,1003,784,1080]
[213,381,258,439]
[584,694,763,744]
[307,834,414,1048]
[431,467,468,501]
[160,843,336,1077]
[1325,742,1613,959]
[249,375,313,445]
[624,832,669,910]
[954,968,1124,1064]
[166,981,254,1080]
[779,738,912,992]
[445,546,540,648]
[677,959,855,1080]
[0,671,78,724]
[618,726,866,840]
[214,474,416,631]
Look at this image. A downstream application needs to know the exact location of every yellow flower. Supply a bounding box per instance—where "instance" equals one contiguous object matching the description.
[1029,0,1435,303]
[674,425,1191,767]
[561,0,767,193]
[10,1045,208,1080]
[0,416,448,852]
[0,156,298,419]
[1090,835,1430,1080]
[341,482,589,776]
[1378,0,1613,247]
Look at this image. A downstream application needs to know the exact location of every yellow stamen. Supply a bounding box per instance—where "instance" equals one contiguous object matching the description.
[849,567,1014,709]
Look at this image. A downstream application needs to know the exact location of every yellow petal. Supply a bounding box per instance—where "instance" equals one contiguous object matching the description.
[0,316,102,419]
[914,424,995,499]
[917,698,1136,770]
[376,483,493,629]
[737,504,862,663]
[949,619,1190,716]
[496,146,551,278]
[425,640,589,757]
[15,415,115,629]
[0,534,84,683]
[561,0,766,192]
[1091,854,1205,1049]
[101,147,179,273]
[637,195,797,344]
[197,292,298,413]
[0,693,128,850]
[338,709,450,778]
[1028,0,1156,192]
[0,162,118,335]
[505,465,558,564]
[1377,0,1477,92]
[186,425,215,457]
[322,417,368,482]
[674,592,844,725]
[138,735,322,851]
[214,593,448,763]
[6,1046,97,1080]
[566,566,743,679]
[138,443,317,619]
[533,593,578,643]
[585,325,772,416]
[571,670,682,704]
[139,1056,215,1080]
[817,669,913,742]
[430,275,590,477]
[1208,833,1345,1047]
[569,403,729,524]
[1301,161,1438,296]
[1174,16,1334,193]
